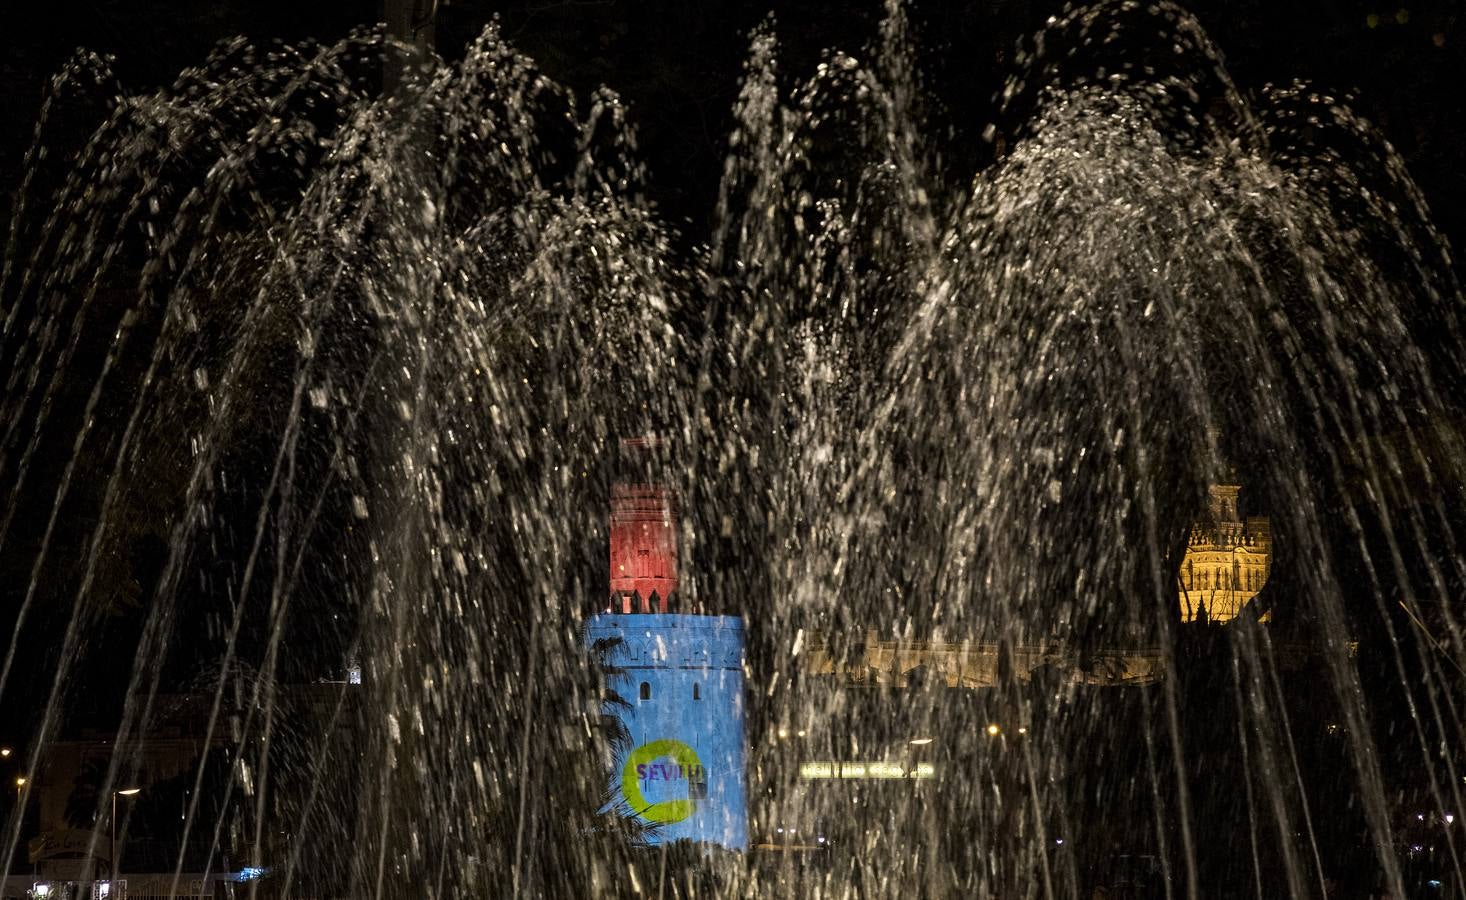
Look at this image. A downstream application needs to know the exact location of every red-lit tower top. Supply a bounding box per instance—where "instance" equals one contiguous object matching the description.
[610,437,679,613]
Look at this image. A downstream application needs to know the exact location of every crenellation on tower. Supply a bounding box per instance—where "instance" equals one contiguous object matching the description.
[610,481,681,613]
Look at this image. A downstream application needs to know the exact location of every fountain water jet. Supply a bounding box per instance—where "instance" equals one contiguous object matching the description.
[1,2,1463,897]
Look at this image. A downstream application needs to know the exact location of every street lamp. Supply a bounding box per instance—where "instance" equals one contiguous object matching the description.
[110,788,140,878]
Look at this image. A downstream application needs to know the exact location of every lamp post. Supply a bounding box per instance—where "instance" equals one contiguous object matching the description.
[110,788,140,879]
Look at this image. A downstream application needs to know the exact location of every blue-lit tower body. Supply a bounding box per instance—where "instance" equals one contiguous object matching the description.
[586,455,749,849]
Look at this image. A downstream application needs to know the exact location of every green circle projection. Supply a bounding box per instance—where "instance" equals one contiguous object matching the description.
[621,739,704,824]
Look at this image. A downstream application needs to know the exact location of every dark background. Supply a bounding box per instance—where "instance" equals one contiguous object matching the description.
[2,0,1463,251]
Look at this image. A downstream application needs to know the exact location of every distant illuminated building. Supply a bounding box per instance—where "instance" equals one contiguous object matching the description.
[586,441,749,849]
[1177,483,1271,623]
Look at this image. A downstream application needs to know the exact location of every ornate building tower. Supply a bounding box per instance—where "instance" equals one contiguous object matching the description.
[1177,483,1272,623]
[586,441,749,848]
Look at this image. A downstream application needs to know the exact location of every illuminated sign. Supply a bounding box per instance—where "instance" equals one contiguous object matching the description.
[622,739,707,824]
[798,761,937,780]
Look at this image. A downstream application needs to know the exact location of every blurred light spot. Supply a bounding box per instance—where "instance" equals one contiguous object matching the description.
[799,761,936,779]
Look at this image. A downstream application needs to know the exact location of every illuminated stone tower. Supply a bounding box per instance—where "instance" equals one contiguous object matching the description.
[609,480,680,613]
[1177,483,1272,623]
[586,441,749,848]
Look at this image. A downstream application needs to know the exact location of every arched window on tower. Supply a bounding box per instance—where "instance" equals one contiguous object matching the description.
[639,682,651,701]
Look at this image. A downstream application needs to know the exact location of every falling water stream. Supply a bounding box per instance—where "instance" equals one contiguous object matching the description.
[2,1,1465,896]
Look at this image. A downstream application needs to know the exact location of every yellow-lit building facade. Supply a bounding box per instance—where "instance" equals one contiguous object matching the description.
[1177,484,1271,623]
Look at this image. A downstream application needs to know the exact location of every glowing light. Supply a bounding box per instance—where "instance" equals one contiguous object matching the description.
[909,738,933,746]
[14,777,24,787]
[777,728,788,739]
[986,724,1001,736]
[1017,727,1027,735]
[117,788,141,796]
[0,748,11,758]
[799,761,936,780]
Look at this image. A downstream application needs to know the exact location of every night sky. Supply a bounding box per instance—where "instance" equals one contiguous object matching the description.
[2,0,1464,252]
